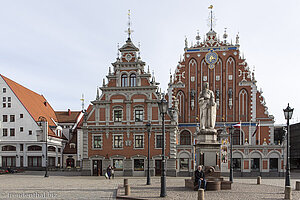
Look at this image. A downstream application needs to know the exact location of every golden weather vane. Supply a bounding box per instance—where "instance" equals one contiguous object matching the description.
[125,9,134,39]
[208,5,216,31]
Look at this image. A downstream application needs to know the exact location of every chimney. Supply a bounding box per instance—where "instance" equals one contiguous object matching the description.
[68,109,71,116]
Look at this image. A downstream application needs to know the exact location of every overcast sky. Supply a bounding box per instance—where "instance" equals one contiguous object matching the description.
[0,0,299,125]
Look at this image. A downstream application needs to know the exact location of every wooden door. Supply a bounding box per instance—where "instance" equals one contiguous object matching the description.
[155,160,162,176]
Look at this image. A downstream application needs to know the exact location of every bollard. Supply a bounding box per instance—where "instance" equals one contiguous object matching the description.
[296,181,300,191]
[284,186,292,200]
[124,179,128,187]
[257,176,261,185]
[125,184,131,196]
[198,188,204,200]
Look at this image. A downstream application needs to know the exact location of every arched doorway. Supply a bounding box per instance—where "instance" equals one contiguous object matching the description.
[66,157,75,168]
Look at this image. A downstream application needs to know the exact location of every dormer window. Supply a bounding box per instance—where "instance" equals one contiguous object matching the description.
[130,73,136,87]
[121,74,128,87]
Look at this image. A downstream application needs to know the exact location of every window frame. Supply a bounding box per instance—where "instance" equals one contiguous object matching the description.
[155,134,163,149]
[121,74,128,87]
[130,73,136,87]
[179,158,189,171]
[3,115,7,122]
[113,159,124,171]
[113,109,123,122]
[134,109,144,122]
[134,134,144,149]
[10,115,15,122]
[3,128,8,136]
[92,134,103,149]
[10,128,15,136]
[180,131,191,145]
[113,134,123,149]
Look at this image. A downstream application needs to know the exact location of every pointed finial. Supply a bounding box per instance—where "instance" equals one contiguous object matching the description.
[147,65,150,74]
[102,78,105,87]
[96,86,100,100]
[169,69,172,83]
[196,30,201,45]
[109,67,111,75]
[185,36,188,48]
[80,94,85,111]
[236,32,240,45]
[223,28,228,44]
[138,42,141,58]
[117,43,120,58]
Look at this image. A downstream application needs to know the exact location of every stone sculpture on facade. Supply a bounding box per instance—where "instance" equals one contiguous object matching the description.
[198,82,216,131]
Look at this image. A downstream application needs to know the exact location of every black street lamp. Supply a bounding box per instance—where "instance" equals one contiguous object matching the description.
[38,116,49,178]
[146,121,151,185]
[229,126,233,182]
[283,103,294,187]
[158,95,168,198]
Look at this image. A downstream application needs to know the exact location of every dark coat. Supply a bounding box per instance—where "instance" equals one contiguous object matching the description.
[195,170,205,183]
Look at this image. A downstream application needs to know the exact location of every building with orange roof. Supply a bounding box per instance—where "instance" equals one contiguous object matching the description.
[0,74,65,169]
[55,109,84,168]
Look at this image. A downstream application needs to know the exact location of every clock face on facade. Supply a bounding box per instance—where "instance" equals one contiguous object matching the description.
[205,49,218,69]
[125,53,133,62]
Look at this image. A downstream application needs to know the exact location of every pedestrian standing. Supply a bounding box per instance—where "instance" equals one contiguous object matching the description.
[107,165,112,179]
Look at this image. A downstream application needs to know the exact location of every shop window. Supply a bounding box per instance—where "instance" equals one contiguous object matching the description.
[113,159,123,171]
[269,158,278,172]
[179,158,189,171]
[134,159,144,171]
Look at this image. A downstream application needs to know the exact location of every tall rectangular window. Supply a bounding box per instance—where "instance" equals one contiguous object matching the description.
[114,110,122,122]
[10,128,15,136]
[135,110,143,122]
[7,97,11,102]
[134,135,144,148]
[2,97,6,102]
[233,158,241,171]
[29,130,32,135]
[3,103,6,108]
[3,88,6,93]
[156,135,163,148]
[269,158,278,172]
[8,103,11,108]
[20,114,23,118]
[3,128,8,136]
[251,158,260,171]
[10,115,15,122]
[2,156,16,167]
[3,115,7,122]
[28,156,42,167]
[20,127,24,132]
[93,135,102,149]
[113,135,123,148]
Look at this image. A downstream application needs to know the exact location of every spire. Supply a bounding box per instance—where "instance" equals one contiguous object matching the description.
[208,5,216,31]
[138,42,141,58]
[236,32,240,45]
[117,43,120,59]
[147,65,150,74]
[125,9,134,40]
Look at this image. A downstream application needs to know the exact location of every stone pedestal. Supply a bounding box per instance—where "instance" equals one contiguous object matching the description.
[195,129,221,167]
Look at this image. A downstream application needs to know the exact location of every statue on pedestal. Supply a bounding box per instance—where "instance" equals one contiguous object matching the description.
[198,82,216,131]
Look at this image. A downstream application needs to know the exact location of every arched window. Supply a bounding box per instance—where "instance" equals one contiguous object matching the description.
[121,74,128,87]
[180,131,191,145]
[2,145,16,151]
[28,145,42,151]
[48,146,56,152]
[177,91,185,122]
[130,73,136,87]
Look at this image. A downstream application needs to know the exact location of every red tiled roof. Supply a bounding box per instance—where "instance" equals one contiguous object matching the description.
[1,74,58,137]
[55,111,81,123]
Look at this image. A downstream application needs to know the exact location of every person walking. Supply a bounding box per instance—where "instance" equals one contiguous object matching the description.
[195,165,206,190]
[111,166,115,179]
[107,165,112,179]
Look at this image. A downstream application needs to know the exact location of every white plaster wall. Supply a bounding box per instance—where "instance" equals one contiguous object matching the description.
[0,76,40,142]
